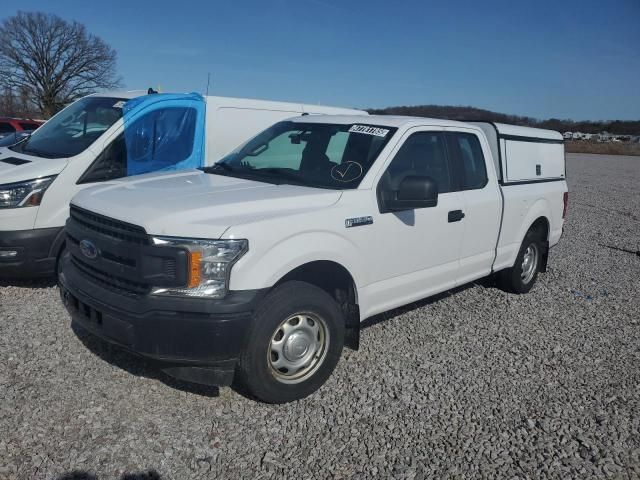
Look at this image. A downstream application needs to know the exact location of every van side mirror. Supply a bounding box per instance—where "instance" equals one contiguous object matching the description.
[380,175,438,213]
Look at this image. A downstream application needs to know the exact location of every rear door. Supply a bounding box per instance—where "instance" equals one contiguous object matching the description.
[445,129,501,284]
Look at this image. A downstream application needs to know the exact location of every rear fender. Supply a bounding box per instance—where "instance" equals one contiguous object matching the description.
[508,198,552,268]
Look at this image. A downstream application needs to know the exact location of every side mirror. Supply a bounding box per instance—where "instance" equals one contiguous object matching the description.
[381,175,438,213]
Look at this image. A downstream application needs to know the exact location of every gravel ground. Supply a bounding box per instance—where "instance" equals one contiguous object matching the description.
[1,153,639,480]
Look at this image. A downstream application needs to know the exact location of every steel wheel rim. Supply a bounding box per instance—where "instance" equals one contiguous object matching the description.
[268,313,329,384]
[521,243,539,284]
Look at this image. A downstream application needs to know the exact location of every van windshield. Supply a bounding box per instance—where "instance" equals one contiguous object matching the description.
[12,96,126,159]
[207,121,397,189]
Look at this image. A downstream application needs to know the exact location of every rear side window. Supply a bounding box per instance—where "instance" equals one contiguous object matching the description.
[449,133,487,190]
[383,131,452,193]
[19,122,39,130]
[0,122,15,134]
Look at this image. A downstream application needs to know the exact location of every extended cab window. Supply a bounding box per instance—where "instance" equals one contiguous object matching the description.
[383,132,452,193]
[78,107,197,184]
[450,133,488,190]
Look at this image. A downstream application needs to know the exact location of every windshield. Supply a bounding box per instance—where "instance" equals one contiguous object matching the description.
[12,96,126,158]
[209,121,397,189]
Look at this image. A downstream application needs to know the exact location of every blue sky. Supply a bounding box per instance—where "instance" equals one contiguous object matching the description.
[5,0,640,120]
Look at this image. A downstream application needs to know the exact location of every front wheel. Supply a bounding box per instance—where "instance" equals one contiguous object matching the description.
[497,230,543,294]
[236,281,345,403]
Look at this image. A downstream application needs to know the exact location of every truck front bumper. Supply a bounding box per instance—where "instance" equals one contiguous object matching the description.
[0,227,62,278]
[59,252,266,386]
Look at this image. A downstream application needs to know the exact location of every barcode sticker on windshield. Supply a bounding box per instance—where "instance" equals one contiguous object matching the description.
[349,125,390,137]
[113,101,126,108]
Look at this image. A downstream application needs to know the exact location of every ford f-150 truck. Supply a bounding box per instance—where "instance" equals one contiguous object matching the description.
[59,115,568,403]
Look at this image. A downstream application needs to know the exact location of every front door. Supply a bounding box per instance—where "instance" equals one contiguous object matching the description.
[360,128,465,316]
[79,93,206,184]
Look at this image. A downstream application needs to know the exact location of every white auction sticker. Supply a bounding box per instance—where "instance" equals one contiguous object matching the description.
[349,125,390,137]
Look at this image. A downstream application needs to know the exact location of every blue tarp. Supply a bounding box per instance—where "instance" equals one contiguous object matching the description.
[122,93,205,176]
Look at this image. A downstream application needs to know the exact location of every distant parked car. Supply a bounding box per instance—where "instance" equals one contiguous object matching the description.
[0,117,43,138]
[0,130,32,147]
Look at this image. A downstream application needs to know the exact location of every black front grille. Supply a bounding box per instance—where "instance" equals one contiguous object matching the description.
[71,256,150,297]
[69,205,149,245]
[67,205,186,296]
[163,258,177,277]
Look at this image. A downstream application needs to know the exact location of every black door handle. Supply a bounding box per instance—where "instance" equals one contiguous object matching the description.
[448,210,465,222]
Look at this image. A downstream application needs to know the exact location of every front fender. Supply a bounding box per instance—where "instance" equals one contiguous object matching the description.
[229,230,363,292]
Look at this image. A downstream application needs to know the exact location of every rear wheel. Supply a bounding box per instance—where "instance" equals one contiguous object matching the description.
[236,281,345,403]
[497,230,543,294]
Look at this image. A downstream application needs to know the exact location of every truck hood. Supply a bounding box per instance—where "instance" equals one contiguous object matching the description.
[72,170,343,239]
[0,147,68,184]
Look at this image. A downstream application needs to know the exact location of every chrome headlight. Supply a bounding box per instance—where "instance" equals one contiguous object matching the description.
[0,176,56,208]
[150,237,248,298]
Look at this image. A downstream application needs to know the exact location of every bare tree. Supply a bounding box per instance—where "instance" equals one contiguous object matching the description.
[0,11,121,118]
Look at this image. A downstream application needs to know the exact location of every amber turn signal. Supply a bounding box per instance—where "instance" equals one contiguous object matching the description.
[188,251,202,288]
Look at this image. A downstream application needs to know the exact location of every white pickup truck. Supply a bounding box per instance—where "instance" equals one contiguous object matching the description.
[60,115,568,403]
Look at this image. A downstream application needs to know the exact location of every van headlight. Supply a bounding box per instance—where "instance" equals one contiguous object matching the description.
[0,176,56,208]
[150,237,248,298]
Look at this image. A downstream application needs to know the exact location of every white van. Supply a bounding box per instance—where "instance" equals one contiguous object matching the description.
[0,90,365,278]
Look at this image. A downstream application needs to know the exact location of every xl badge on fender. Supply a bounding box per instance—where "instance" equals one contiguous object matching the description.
[345,216,373,228]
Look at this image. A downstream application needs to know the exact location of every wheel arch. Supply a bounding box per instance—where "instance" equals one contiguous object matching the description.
[273,260,361,350]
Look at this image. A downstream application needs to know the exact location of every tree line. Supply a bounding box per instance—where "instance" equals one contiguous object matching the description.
[368,105,640,136]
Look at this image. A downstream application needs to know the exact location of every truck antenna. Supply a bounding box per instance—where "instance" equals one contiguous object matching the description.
[206,73,211,96]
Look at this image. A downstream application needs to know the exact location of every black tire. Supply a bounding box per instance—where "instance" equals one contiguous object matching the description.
[497,229,544,294]
[236,281,345,403]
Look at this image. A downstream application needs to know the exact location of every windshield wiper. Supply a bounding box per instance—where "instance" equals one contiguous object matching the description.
[202,162,236,173]
[202,163,280,184]
[201,163,325,188]
[251,168,335,189]
[251,168,306,183]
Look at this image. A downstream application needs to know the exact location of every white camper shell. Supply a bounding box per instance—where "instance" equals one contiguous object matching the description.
[468,122,565,183]
[0,91,366,277]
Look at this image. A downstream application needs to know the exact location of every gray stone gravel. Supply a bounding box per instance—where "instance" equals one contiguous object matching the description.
[1,153,639,480]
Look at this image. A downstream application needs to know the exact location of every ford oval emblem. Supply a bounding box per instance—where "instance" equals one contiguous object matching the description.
[79,239,98,260]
